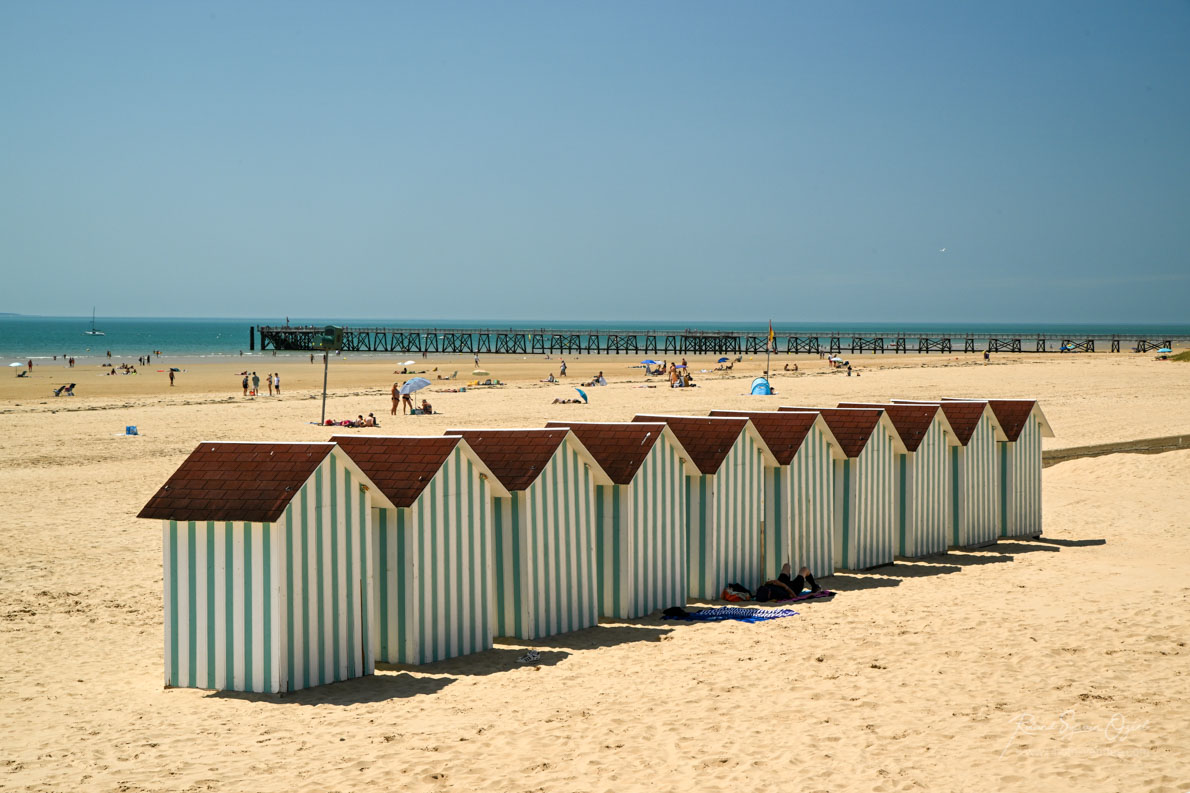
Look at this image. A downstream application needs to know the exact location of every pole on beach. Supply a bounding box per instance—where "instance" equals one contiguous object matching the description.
[320,352,329,425]
[766,319,774,376]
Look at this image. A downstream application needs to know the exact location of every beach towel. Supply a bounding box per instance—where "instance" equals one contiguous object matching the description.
[774,590,836,604]
[662,606,799,623]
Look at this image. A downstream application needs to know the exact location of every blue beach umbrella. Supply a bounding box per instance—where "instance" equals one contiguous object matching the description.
[641,359,659,365]
[399,377,431,395]
[717,357,729,363]
[575,388,588,403]
[1157,348,1172,353]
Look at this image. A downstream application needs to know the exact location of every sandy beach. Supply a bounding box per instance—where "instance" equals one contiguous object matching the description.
[1,351,1188,792]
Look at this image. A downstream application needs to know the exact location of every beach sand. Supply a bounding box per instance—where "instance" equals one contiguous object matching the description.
[1,352,1188,792]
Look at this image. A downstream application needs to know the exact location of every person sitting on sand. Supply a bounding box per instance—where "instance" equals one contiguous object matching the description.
[420,399,433,415]
[364,413,376,427]
[755,564,822,602]
[552,397,584,404]
[541,373,556,383]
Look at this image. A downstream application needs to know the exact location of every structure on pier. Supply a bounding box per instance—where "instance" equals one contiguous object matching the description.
[251,325,1186,356]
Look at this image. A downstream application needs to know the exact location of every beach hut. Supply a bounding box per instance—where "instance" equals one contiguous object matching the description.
[778,407,906,571]
[138,441,395,693]
[838,402,959,559]
[543,421,695,619]
[328,435,509,665]
[443,428,611,640]
[941,398,1054,539]
[892,400,1007,548]
[631,415,777,599]
[707,410,844,579]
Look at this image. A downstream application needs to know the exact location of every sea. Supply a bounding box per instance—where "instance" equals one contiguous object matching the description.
[2,315,1188,363]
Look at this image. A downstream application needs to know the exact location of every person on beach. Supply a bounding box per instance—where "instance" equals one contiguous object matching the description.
[251,372,260,395]
[420,398,433,415]
[755,564,821,602]
[559,359,567,377]
[273,373,280,394]
[391,383,399,415]
[168,370,175,387]
[267,373,273,396]
[401,388,414,415]
[241,375,249,396]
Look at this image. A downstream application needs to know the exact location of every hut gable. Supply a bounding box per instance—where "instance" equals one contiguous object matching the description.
[837,402,942,452]
[631,415,750,475]
[328,435,506,507]
[778,407,885,458]
[941,398,1054,440]
[894,400,984,446]
[444,429,568,492]
[138,442,335,522]
[543,421,668,485]
[708,410,826,465]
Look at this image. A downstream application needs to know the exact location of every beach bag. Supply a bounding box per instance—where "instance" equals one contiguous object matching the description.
[721,583,752,602]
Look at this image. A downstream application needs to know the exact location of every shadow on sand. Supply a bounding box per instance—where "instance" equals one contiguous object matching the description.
[208,670,454,706]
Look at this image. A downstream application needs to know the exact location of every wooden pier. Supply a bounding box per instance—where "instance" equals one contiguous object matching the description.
[250,326,1187,355]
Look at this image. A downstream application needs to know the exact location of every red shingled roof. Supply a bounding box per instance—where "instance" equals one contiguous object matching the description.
[778,407,883,458]
[330,435,461,508]
[632,415,747,475]
[837,402,939,452]
[944,398,1037,442]
[443,428,568,492]
[544,422,664,484]
[707,410,818,465]
[894,400,985,446]
[138,442,334,522]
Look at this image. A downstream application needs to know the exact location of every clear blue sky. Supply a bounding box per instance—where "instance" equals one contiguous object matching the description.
[2,1,1187,323]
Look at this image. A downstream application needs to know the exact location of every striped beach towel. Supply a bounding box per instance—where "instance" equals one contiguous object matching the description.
[663,607,799,623]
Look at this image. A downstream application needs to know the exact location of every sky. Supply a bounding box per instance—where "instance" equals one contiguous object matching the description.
[1,1,1188,324]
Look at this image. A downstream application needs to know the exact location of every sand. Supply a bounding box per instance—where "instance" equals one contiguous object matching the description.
[1,352,1188,792]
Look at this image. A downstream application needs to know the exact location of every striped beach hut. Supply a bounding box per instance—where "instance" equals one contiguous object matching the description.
[941,398,1054,539]
[443,428,611,640]
[544,421,695,619]
[329,435,509,665]
[138,441,395,693]
[838,402,959,559]
[892,400,1007,548]
[631,415,777,599]
[779,407,906,571]
[707,410,844,579]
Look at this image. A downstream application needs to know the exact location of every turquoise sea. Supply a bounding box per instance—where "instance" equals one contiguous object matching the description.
[1,315,1188,362]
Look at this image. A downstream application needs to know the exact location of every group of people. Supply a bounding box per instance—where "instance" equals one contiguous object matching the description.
[391,382,433,415]
[669,362,696,388]
[322,413,378,428]
[240,371,281,396]
[105,363,137,375]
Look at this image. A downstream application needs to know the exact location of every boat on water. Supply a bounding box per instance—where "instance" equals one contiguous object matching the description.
[84,308,105,337]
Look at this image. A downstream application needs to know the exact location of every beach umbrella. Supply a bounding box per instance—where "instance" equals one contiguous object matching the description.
[399,377,431,395]
[401,360,415,366]
[170,367,181,372]
[641,359,659,365]
[472,369,490,376]
[717,357,729,363]
[575,388,588,404]
[8,362,23,367]
[1157,348,1172,353]
[675,364,686,368]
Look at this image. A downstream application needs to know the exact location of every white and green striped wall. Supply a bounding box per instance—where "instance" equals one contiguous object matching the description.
[492,438,602,640]
[762,421,841,580]
[687,431,767,598]
[161,451,378,692]
[896,417,955,559]
[1000,409,1047,539]
[949,413,1003,548]
[595,433,690,619]
[371,446,496,665]
[834,419,901,571]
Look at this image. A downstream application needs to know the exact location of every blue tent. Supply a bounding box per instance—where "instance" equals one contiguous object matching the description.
[750,377,772,396]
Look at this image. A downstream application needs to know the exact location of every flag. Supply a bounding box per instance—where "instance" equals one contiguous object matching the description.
[768,320,775,351]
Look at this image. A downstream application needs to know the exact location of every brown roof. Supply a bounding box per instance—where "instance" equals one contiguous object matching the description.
[443,428,568,492]
[894,400,985,446]
[544,422,664,484]
[707,410,818,465]
[944,398,1036,442]
[138,442,334,522]
[632,415,747,475]
[837,402,940,452]
[778,407,883,458]
[330,435,461,508]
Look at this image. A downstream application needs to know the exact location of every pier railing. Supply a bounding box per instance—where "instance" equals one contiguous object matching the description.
[250,325,1187,355]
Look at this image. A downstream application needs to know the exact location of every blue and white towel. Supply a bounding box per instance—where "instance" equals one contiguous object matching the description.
[664,607,799,623]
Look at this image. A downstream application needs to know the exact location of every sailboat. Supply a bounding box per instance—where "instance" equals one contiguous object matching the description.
[84,308,105,337]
